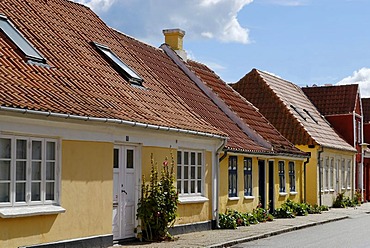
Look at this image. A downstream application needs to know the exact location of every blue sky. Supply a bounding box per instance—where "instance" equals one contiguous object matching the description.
[74,0,370,97]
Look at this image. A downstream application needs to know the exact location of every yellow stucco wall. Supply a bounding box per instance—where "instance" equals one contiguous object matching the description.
[296,145,355,206]
[0,140,113,248]
[219,154,304,214]
[141,147,213,225]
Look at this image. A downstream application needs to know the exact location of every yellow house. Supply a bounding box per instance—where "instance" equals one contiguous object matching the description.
[232,69,357,206]
[160,30,309,219]
[0,1,228,247]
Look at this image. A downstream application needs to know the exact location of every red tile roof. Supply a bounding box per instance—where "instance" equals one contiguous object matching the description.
[302,84,360,116]
[112,31,270,152]
[0,0,225,137]
[362,98,370,123]
[232,69,356,152]
[185,60,305,156]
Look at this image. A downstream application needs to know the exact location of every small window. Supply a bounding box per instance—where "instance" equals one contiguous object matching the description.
[93,42,143,86]
[177,150,203,196]
[278,161,285,193]
[0,135,59,206]
[330,158,334,190]
[228,156,238,197]
[288,162,295,192]
[325,157,329,190]
[0,14,46,64]
[290,105,306,121]
[243,158,252,196]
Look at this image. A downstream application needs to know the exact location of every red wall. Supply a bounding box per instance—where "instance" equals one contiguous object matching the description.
[326,115,355,145]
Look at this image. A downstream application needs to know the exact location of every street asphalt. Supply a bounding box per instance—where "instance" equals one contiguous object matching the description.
[112,202,370,248]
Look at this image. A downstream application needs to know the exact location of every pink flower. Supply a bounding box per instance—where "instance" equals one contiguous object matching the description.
[163,160,168,166]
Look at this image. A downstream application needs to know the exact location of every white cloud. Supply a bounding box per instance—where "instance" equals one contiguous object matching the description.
[74,0,115,12]
[259,0,309,6]
[337,68,370,97]
[72,0,252,44]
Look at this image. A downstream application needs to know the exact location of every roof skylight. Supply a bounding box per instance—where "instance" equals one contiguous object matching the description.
[290,105,306,121]
[303,109,319,124]
[0,14,46,64]
[93,42,143,86]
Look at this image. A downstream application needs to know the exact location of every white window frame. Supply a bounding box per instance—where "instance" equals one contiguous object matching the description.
[324,157,329,191]
[0,135,60,209]
[278,161,285,193]
[243,157,252,197]
[288,161,296,192]
[177,149,205,201]
[341,159,345,190]
[330,158,334,191]
[347,160,351,189]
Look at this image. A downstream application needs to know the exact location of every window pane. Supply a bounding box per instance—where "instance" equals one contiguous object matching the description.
[31,182,41,201]
[197,181,201,193]
[191,181,195,193]
[113,149,119,168]
[184,166,188,179]
[0,161,10,180]
[184,152,189,165]
[16,139,27,159]
[0,138,11,158]
[46,162,55,180]
[16,183,26,202]
[31,161,41,180]
[126,149,134,169]
[177,151,181,165]
[177,165,182,179]
[177,181,181,193]
[184,181,188,193]
[0,183,9,202]
[46,142,55,160]
[191,152,196,165]
[46,182,55,200]
[32,140,42,160]
[191,166,195,179]
[197,167,201,179]
[197,153,202,165]
[16,161,27,180]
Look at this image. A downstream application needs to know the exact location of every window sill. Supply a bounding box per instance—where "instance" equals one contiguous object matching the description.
[329,189,335,192]
[290,192,298,195]
[279,192,288,197]
[179,196,209,204]
[228,197,240,201]
[0,205,66,218]
[324,189,329,193]
[244,196,255,200]
[347,187,351,190]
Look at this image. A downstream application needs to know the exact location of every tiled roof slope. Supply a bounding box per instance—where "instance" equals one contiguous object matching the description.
[362,98,370,123]
[0,0,225,137]
[186,60,306,156]
[112,31,270,153]
[302,84,360,116]
[232,69,356,152]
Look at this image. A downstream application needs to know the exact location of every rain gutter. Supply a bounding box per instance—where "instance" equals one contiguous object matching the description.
[0,106,227,139]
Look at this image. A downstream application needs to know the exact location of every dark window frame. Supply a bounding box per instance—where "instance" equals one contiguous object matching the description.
[228,156,238,197]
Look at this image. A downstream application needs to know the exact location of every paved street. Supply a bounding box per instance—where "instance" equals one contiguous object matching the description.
[112,203,370,248]
[233,211,370,247]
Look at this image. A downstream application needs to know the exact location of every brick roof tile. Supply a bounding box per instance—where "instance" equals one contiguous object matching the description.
[232,69,356,152]
[0,0,225,137]
[186,60,305,156]
[302,84,359,115]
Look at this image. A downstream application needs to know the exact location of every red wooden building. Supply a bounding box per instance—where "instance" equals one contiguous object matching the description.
[362,98,370,201]
[303,84,365,200]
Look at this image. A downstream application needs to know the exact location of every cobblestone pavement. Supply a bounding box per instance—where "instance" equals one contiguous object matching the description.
[111,203,370,248]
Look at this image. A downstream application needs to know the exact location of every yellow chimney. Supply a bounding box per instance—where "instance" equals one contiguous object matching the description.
[163,28,185,51]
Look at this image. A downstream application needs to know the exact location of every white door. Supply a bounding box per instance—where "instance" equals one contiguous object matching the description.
[112,146,136,240]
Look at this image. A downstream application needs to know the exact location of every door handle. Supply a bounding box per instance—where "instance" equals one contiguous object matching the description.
[122,190,127,195]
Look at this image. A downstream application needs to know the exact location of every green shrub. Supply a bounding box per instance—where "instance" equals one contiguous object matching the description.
[332,192,358,208]
[136,154,178,241]
[219,212,237,229]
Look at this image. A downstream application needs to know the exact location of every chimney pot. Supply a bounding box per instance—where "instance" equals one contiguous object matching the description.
[163,28,187,61]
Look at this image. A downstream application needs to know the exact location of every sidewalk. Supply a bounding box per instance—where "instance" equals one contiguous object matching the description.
[112,203,370,248]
